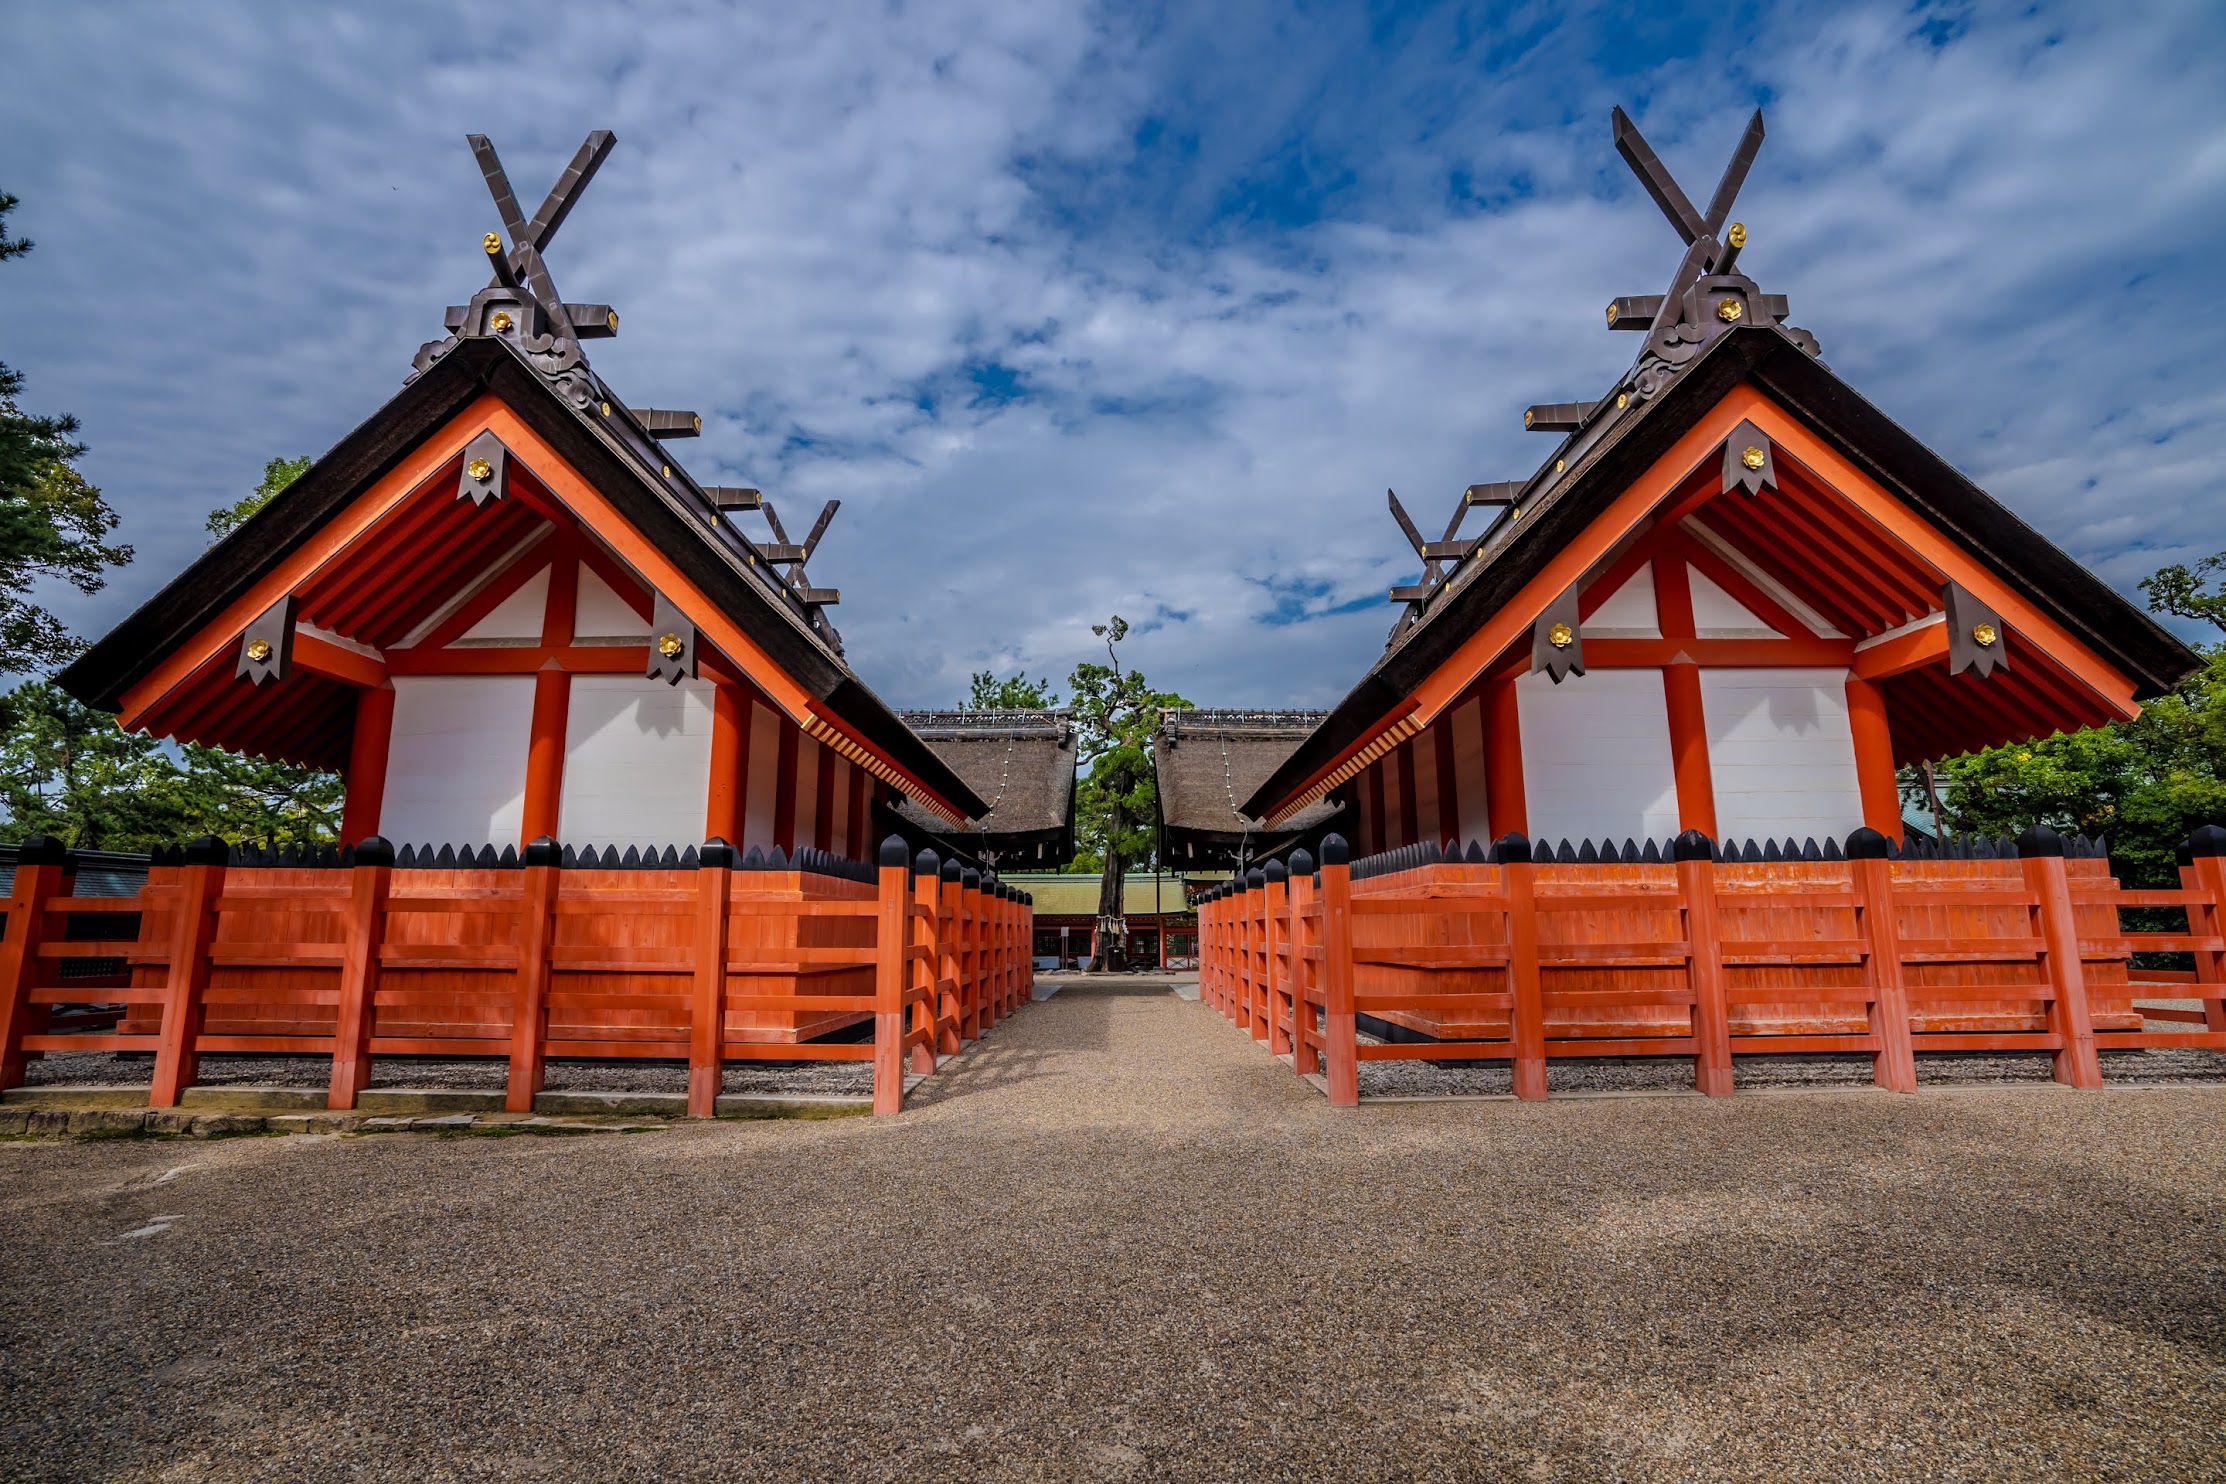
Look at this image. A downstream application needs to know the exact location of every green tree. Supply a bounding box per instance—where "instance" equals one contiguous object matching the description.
[1916,555,2226,889]
[966,669,1057,709]
[1066,616,1190,967]
[206,454,311,540]
[0,191,132,675]
[0,683,342,850]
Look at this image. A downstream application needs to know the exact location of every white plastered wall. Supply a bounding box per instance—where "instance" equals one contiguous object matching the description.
[1700,668,1865,844]
[380,675,535,847]
[559,676,717,847]
[1587,561,1661,636]
[1516,669,1680,846]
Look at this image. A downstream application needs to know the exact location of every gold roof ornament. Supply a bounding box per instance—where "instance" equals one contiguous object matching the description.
[245,638,272,663]
[1547,622,1575,649]
[656,632,685,658]
[1741,446,1766,470]
[489,310,513,332]
[1972,622,1998,648]
[1727,221,1747,249]
[467,458,493,482]
[1716,298,1743,322]
[482,231,502,253]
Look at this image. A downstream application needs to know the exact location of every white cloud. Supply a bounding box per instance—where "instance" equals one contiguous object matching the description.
[3,0,2222,718]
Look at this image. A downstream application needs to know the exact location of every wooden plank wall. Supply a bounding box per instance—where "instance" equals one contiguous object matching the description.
[0,840,1034,1117]
[1199,832,2226,1104]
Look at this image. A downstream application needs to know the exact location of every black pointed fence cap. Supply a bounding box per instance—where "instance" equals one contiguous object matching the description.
[353,836,396,868]
[523,836,561,868]
[914,846,940,876]
[1319,833,1349,867]
[699,838,734,869]
[1672,829,1714,863]
[183,835,228,867]
[1265,860,1288,883]
[941,858,961,882]
[1288,847,1316,875]
[961,867,981,889]
[1245,868,1266,889]
[878,835,908,869]
[1492,832,1531,864]
[13,834,70,866]
[1844,827,1890,861]
[2187,824,2226,859]
[2015,823,2064,859]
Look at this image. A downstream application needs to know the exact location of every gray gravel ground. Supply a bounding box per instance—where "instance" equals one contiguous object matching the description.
[4,979,2223,1482]
[20,1050,872,1098]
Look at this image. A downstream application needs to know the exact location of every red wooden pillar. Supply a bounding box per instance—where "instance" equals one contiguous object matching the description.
[328,837,393,1109]
[1844,675,1902,838]
[505,837,561,1112]
[2187,827,2226,1033]
[1499,833,1547,1101]
[522,668,571,845]
[705,684,751,846]
[1484,674,1527,840]
[872,835,912,1115]
[920,852,959,1057]
[2020,825,2102,1089]
[1265,861,1291,1056]
[150,838,227,1108]
[1288,852,1319,1076]
[0,836,70,1092]
[687,841,733,1117]
[1663,663,1719,838]
[773,724,800,854]
[1676,831,1733,1097]
[340,685,397,846]
[1320,835,1358,1107]
[1847,828,1917,1092]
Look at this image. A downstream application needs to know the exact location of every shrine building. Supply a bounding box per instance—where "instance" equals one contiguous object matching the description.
[1242,109,2200,852]
[58,132,985,856]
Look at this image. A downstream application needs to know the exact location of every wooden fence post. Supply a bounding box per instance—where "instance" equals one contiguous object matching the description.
[1287,850,1319,1076]
[1320,835,1359,1106]
[1676,830,1734,1097]
[0,835,71,1092]
[687,839,734,1118]
[1497,833,1547,1101]
[1846,827,1917,1093]
[328,836,393,1110]
[2019,824,2102,1089]
[506,836,561,1113]
[2184,825,2226,1033]
[874,836,913,1114]
[922,851,960,1057]
[1265,861,1291,1055]
[151,836,227,1108]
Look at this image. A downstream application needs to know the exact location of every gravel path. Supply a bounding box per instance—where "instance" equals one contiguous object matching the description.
[4,981,2223,1482]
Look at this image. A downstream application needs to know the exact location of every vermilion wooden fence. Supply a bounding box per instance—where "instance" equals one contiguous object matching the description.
[1200,826,2226,1103]
[0,836,1032,1117]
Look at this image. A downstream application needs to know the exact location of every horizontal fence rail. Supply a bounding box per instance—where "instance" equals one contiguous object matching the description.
[0,835,1034,1117]
[1198,825,2226,1104]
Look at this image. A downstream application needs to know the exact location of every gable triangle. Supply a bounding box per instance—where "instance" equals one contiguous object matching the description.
[456,564,550,644]
[1586,561,1659,636]
[1689,564,1777,637]
[576,562,650,639]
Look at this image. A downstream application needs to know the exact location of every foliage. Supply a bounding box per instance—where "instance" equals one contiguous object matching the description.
[0,683,341,851]
[207,454,311,540]
[1064,615,1191,891]
[0,191,132,676]
[1917,551,2226,890]
[965,669,1057,709]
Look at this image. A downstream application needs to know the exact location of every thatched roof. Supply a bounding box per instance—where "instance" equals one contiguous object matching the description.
[889,709,1076,862]
[1154,710,1339,844]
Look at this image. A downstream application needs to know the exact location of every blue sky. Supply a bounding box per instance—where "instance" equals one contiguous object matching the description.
[3,0,2223,709]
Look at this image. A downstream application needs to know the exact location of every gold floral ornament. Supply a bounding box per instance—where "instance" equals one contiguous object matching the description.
[1615,392,1628,409]
[245,638,273,663]
[482,232,502,253]
[656,632,685,658]
[1727,221,1747,249]
[490,310,513,332]
[1716,298,1743,323]
[1741,446,1766,470]
[1971,622,1999,648]
[467,458,493,482]
[1547,622,1575,650]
